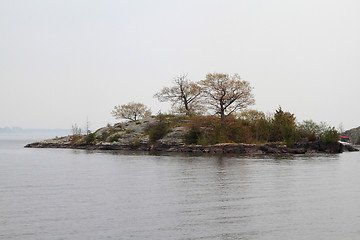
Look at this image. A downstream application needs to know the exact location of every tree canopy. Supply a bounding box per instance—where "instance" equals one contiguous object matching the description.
[111,102,151,121]
[270,107,299,145]
[199,73,255,120]
[154,74,203,115]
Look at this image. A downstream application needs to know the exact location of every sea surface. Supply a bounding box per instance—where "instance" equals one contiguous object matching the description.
[1,136,360,240]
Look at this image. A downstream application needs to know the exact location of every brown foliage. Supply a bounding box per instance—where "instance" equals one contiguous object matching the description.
[111,102,151,121]
[184,115,255,145]
[199,73,255,120]
[154,74,204,115]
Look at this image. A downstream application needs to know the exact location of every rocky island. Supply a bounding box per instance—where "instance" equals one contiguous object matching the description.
[24,73,360,154]
[25,116,358,154]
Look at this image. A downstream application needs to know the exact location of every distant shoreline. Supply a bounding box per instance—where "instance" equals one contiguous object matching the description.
[0,128,71,135]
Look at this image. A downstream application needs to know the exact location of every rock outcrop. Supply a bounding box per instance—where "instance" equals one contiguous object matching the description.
[342,127,360,145]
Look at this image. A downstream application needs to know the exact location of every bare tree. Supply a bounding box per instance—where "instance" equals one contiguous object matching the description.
[111,102,151,121]
[71,123,82,136]
[200,73,255,121]
[85,116,90,135]
[154,74,203,115]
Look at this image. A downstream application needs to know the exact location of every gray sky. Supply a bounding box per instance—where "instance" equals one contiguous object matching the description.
[1,0,360,130]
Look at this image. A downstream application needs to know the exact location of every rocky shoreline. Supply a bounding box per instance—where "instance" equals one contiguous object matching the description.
[24,117,359,154]
[25,140,359,154]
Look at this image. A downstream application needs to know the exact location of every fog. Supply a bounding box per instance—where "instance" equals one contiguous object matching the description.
[1,0,360,130]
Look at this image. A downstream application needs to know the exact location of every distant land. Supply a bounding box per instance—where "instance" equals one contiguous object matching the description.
[0,127,71,136]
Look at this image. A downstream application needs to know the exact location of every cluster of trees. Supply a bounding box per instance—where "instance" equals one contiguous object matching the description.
[111,73,339,145]
[112,73,255,122]
[154,73,255,121]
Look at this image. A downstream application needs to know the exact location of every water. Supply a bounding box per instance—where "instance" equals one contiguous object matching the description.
[1,138,360,240]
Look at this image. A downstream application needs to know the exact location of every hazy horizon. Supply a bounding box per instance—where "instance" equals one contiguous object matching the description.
[2,0,360,130]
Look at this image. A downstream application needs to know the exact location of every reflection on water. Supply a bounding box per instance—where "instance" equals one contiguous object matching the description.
[0,140,360,239]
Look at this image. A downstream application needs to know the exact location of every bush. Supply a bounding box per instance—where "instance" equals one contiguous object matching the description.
[321,127,340,143]
[134,138,141,146]
[184,115,219,145]
[269,107,299,143]
[184,126,202,145]
[109,134,121,142]
[281,125,300,146]
[149,122,169,143]
[70,134,82,144]
[298,120,321,140]
[84,133,96,144]
[148,115,170,143]
[197,137,208,146]
[184,115,255,145]
[100,131,110,141]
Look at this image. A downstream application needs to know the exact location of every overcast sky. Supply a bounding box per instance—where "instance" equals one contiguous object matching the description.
[1,0,360,130]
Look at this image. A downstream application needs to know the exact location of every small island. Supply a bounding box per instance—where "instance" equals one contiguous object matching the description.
[25,73,358,154]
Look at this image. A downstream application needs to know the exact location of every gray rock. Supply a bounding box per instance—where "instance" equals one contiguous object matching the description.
[343,127,360,145]
[39,136,71,144]
[94,127,110,139]
[159,127,186,146]
[125,117,157,133]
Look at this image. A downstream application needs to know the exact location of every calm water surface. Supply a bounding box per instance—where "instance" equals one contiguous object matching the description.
[1,138,360,240]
